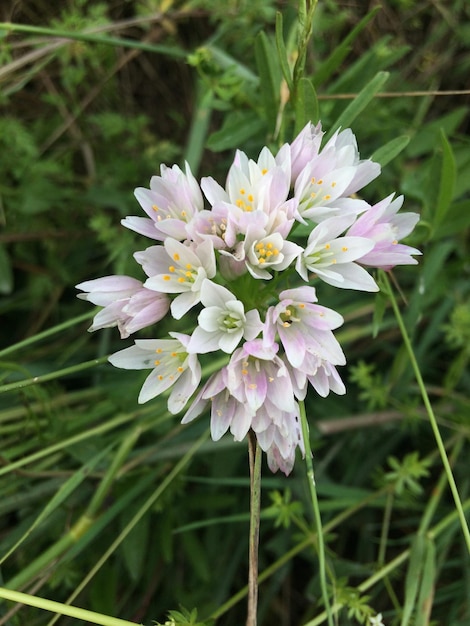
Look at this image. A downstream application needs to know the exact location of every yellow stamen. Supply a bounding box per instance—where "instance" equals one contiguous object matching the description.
[173,253,180,261]
[163,275,171,281]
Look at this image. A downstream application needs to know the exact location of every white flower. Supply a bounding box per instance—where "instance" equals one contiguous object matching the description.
[124,162,203,241]
[369,613,385,626]
[296,215,379,291]
[137,238,216,319]
[187,280,263,354]
[108,332,201,412]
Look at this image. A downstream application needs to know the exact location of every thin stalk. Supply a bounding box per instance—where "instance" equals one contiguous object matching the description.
[246,431,262,626]
[0,22,187,58]
[0,355,109,395]
[299,400,333,626]
[0,312,93,358]
[381,271,470,553]
[0,587,138,626]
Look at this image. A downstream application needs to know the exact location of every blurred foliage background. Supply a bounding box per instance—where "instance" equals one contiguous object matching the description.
[0,0,469,625]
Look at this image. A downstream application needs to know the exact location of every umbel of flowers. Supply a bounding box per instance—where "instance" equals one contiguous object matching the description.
[77,122,420,475]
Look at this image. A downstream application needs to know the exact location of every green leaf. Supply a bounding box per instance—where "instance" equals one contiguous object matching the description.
[255,31,280,133]
[275,11,293,91]
[121,512,150,583]
[370,135,410,168]
[433,129,456,230]
[313,5,382,87]
[325,71,389,141]
[415,537,436,626]
[294,77,319,134]
[401,533,426,626]
[206,112,266,152]
[0,244,13,294]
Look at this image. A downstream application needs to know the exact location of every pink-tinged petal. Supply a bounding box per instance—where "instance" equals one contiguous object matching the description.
[138,368,175,403]
[201,176,229,206]
[218,329,244,354]
[108,342,161,370]
[279,326,306,368]
[168,366,201,414]
[211,394,237,440]
[230,404,253,441]
[279,286,317,303]
[315,263,379,292]
[121,216,164,240]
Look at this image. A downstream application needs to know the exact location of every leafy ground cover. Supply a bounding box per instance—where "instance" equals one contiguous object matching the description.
[0,1,469,625]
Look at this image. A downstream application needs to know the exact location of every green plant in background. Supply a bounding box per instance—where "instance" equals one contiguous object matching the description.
[0,0,469,625]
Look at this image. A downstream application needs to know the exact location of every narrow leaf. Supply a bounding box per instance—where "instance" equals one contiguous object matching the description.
[325,71,389,141]
[0,244,13,294]
[433,128,456,229]
[401,533,425,626]
[255,31,280,133]
[275,12,293,91]
[207,112,265,152]
[294,77,319,134]
[371,135,410,168]
[415,537,436,626]
[313,6,382,87]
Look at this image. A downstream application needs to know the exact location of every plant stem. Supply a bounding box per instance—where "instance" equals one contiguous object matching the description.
[0,587,138,626]
[246,430,262,626]
[381,271,470,553]
[299,400,333,626]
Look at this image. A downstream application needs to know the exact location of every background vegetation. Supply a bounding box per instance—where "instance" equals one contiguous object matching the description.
[0,0,469,624]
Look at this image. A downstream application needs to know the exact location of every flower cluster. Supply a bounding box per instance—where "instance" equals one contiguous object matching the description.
[77,122,420,474]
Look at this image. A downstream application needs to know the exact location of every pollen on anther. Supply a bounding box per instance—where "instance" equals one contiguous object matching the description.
[173,253,180,261]
[248,383,257,390]
[240,188,246,195]
[158,375,164,381]
[392,239,398,245]
[261,168,268,175]
[248,194,254,202]
[331,181,337,188]
[178,277,185,283]
[323,194,331,200]
[241,369,248,376]
[156,348,163,353]
[325,243,331,250]
[154,360,160,366]
[177,367,184,373]
[342,246,348,252]
[171,352,178,357]
[299,303,305,309]
[163,275,171,281]
[152,204,159,212]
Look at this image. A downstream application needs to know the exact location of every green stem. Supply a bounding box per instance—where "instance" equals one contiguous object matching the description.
[299,400,333,626]
[0,22,187,58]
[246,431,262,626]
[0,355,109,395]
[0,587,138,626]
[0,312,93,358]
[381,271,470,553]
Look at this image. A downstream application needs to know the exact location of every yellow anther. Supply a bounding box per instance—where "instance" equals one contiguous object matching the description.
[266,251,273,257]
[248,194,254,202]
[248,383,257,390]
[331,181,337,187]
[299,303,305,309]
[156,348,163,353]
[273,248,279,255]
[311,177,316,184]
[323,194,331,200]
[163,275,171,281]
[325,243,331,250]
[266,242,273,249]
[392,239,398,245]
[311,192,317,198]
[240,188,246,195]
[177,366,184,373]
[342,246,348,252]
[261,168,268,175]
[236,199,244,208]
[169,265,175,272]
[158,375,164,381]
[181,211,186,218]
[178,277,185,283]
[283,322,290,328]
[173,253,180,261]
[241,369,248,376]
[186,263,192,270]
[259,258,265,264]
[152,204,159,212]
[185,271,192,277]
[317,179,323,184]
[255,242,264,250]
[154,360,160,366]
[171,352,178,357]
